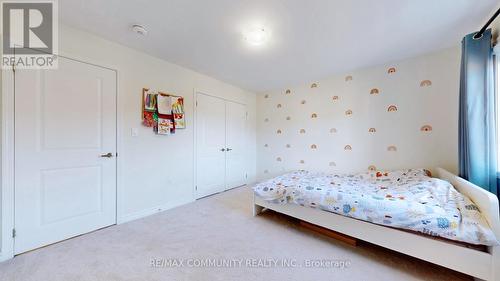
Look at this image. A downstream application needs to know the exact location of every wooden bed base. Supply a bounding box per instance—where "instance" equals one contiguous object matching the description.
[253,168,500,281]
[299,220,358,246]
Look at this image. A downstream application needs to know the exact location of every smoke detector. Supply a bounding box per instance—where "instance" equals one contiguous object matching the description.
[132,24,148,36]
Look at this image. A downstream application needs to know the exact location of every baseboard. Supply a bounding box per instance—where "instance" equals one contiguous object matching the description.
[0,251,13,262]
[117,198,194,224]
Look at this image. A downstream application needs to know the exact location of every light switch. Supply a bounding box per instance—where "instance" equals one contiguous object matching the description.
[131,128,138,137]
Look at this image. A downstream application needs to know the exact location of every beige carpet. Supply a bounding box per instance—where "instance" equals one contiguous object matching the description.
[0,187,472,281]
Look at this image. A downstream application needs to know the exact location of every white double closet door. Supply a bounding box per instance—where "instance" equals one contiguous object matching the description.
[13,56,117,254]
[196,93,247,198]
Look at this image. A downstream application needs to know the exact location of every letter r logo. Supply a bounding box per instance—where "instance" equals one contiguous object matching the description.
[2,2,55,55]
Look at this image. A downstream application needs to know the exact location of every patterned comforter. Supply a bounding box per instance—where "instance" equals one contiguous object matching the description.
[253,169,499,246]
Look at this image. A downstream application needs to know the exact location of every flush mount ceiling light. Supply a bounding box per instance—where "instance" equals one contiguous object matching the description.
[132,24,148,36]
[243,26,270,46]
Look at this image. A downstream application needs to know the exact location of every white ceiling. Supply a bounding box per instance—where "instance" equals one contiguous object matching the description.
[60,0,498,92]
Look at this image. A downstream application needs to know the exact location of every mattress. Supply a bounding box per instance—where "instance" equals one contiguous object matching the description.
[253,169,499,246]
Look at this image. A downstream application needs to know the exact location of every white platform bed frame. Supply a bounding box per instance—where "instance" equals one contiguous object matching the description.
[253,168,500,281]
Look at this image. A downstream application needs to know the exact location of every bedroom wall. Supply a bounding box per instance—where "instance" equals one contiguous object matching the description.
[57,25,257,222]
[485,1,499,44]
[0,23,257,260]
[492,11,500,45]
[256,47,460,180]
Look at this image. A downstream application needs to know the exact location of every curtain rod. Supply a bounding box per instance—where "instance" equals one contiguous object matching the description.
[473,7,500,39]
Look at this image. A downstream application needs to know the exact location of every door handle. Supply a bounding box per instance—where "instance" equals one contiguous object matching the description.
[226,148,233,151]
[100,152,114,158]
[220,148,226,152]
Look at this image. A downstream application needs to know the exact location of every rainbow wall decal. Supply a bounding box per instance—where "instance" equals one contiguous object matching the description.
[420,80,432,87]
[387,145,397,152]
[387,105,398,112]
[264,169,269,174]
[420,125,433,132]
[258,56,444,178]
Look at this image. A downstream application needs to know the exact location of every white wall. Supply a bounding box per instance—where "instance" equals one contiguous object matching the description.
[59,25,257,221]
[492,9,500,45]
[257,47,460,180]
[0,25,257,259]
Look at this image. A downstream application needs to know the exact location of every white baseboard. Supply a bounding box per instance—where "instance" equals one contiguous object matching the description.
[117,199,194,224]
[0,251,13,262]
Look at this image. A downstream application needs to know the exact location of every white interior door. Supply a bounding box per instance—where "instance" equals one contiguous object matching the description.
[196,93,226,198]
[225,101,247,190]
[14,56,117,254]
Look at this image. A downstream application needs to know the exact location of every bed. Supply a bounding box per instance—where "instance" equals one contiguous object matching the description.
[252,168,500,281]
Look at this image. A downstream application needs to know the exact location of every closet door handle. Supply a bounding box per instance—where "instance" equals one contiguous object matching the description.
[100,152,114,158]
[226,148,233,151]
[220,148,226,152]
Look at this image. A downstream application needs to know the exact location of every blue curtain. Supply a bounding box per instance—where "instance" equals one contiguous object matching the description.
[459,29,498,196]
